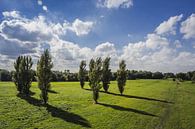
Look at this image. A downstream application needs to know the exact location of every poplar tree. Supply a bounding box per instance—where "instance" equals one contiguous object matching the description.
[37,49,53,104]
[13,56,23,94]
[21,56,33,95]
[102,57,111,92]
[192,73,195,83]
[88,57,102,104]
[88,58,95,88]
[117,60,127,95]
[78,60,87,88]
[13,56,33,95]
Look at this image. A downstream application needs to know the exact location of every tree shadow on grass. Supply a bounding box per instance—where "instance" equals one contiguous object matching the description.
[45,104,91,128]
[83,88,92,91]
[17,94,91,128]
[47,89,58,94]
[98,103,158,117]
[17,94,42,106]
[84,88,174,104]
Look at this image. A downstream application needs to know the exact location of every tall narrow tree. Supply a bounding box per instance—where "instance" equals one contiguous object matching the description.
[78,60,87,89]
[102,57,111,92]
[88,57,102,104]
[13,56,23,94]
[192,72,195,83]
[13,56,33,95]
[21,56,33,95]
[88,58,95,88]
[117,60,127,95]
[37,49,53,104]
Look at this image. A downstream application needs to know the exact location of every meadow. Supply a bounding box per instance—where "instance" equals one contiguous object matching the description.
[0,80,195,129]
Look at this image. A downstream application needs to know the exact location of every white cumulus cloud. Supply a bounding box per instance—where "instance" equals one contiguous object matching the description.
[97,0,133,9]
[155,14,183,35]
[180,14,195,39]
[69,19,94,36]
[2,11,21,18]
[37,0,43,5]
[42,5,48,12]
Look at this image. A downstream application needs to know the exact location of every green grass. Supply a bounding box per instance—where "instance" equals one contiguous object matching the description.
[0,80,195,129]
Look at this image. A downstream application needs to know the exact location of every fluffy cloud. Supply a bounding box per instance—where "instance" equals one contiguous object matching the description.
[155,14,183,35]
[0,16,54,42]
[145,33,169,49]
[180,14,195,39]
[121,24,195,72]
[0,12,94,43]
[121,37,195,72]
[0,35,36,58]
[2,11,21,18]
[97,0,133,9]
[37,0,43,5]
[95,42,116,57]
[0,11,104,71]
[69,19,94,36]
[174,40,182,48]
[42,5,48,12]
[36,0,48,12]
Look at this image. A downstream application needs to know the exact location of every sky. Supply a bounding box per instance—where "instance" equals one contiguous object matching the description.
[0,0,195,73]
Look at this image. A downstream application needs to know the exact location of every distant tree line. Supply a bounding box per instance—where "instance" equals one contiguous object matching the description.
[1,69,195,82]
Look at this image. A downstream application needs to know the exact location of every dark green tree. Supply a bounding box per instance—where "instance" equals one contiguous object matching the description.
[37,49,53,104]
[13,56,23,94]
[78,60,87,88]
[20,56,33,95]
[102,57,111,92]
[0,69,12,81]
[88,57,102,104]
[13,56,33,95]
[88,58,95,88]
[117,60,127,95]
[192,73,195,83]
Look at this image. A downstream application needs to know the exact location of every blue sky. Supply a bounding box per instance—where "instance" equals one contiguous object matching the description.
[0,0,195,72]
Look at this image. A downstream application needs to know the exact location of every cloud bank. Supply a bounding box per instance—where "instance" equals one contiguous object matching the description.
[0,11,195,73]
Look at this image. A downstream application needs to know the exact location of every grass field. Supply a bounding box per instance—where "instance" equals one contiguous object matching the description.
[0,80,195,129]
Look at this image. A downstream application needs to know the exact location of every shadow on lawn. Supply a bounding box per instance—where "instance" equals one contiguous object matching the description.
[84,88,174,104]
[17,94,91,128]
[104,92,174,104]
[98,103,158,117]
[47,89,58,94]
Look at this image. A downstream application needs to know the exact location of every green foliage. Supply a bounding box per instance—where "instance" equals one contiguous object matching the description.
[176,72,188,81]
[152,72,164,79]
[13,56,33,95]
[192,73,195,83]
[0,69,12,81]
[88,58,95,88]
[117,60,127,95]
[88,57,102,104]
[13,56,23,93]
[37,49,53,104]
[102,57,111,92]
[78,60,87,88]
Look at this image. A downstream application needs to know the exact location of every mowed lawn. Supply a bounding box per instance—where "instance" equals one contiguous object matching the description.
[0,80,195,129]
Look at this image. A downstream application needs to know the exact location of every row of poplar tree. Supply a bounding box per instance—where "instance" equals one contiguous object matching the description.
[78,57,127,104]
[13,49,127,104]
